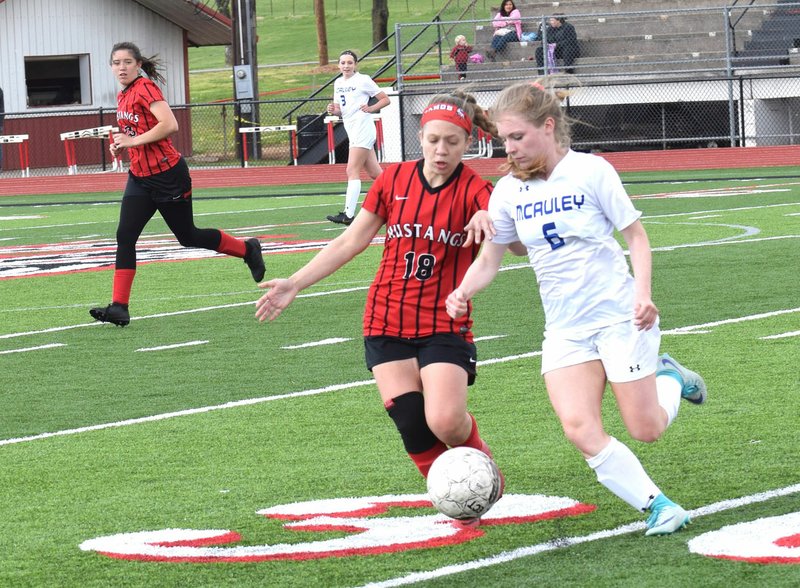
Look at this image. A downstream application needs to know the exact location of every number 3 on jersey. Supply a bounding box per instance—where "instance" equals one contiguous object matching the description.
[403,251,436,280]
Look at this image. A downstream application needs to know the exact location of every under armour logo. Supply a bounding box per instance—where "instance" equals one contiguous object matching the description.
[629,364,641,372]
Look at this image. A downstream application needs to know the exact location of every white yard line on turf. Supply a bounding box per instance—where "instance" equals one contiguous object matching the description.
[0,343,66,355]
[0,287,369,340]
[354,483,800,588]
[473,335,507,342]
[760,330,800,340]
[0,203,339,233]
[662,307,800,334]
[0,379,376,447]
[136,340,208,352]
[0,351,540,447]
[281,337,351,349]
[7,296,796,343]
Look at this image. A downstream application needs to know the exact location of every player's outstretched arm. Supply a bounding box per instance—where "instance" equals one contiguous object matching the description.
[445,240,507,319]
[462,210,496,247]
[255,278,299,322]
[255,209,384,322]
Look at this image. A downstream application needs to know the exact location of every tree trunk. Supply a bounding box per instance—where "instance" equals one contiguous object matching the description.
[216,0,234,65]
[315,0,329,66]
[372,0,389,51]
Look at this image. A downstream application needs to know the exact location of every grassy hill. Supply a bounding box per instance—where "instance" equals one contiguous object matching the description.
[188,0,492,102]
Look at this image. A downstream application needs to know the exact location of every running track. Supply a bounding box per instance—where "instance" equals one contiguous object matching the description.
[1,146,798,196]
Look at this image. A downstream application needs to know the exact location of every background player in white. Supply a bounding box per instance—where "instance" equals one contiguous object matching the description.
[325,50,390,225]
[445,79,707,536]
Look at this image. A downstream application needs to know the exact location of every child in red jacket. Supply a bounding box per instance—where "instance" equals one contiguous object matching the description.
[450,35,473,80]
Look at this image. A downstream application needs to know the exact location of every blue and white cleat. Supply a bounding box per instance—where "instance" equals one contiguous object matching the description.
[645,494,690,536]
[657,353,707,404]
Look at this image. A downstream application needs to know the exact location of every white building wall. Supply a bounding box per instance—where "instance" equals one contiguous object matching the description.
[0,0,187,113]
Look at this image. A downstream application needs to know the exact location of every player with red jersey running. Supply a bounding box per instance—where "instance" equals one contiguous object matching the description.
[89,42,265,327]
[256,91,521,490]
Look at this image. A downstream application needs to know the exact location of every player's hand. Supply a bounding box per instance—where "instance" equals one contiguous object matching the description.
[255,278,298,322]
[462,210,495,247]
[445,289,469,319]
[111,132,131,151]
[326,103,336,115]
[633,296,659,331]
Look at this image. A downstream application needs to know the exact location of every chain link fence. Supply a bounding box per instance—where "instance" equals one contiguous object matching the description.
[388,1,800,159]
[1,3,799,177]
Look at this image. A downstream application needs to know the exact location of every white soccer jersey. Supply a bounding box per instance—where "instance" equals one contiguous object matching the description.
[489,150,642,335]
[334,72,380,123]
[333,72,381,149]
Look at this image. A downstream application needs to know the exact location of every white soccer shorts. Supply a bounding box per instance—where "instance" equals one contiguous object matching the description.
[541,318,661,382]
[344,115,377,150]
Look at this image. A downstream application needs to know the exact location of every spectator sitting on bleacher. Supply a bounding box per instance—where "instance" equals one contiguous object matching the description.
[536,14,580,74]
[488,0,523,61]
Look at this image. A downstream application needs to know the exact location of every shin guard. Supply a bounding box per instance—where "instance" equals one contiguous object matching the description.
[385,391,446,477]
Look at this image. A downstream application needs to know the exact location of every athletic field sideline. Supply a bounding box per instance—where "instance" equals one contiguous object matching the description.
[2,144,800,196]
[0,159,798,587]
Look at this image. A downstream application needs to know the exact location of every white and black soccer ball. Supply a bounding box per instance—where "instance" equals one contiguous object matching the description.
[426,447,503,520]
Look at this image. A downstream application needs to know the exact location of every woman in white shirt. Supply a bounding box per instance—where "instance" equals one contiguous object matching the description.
[446,78,708,537]
[325,50,390,225]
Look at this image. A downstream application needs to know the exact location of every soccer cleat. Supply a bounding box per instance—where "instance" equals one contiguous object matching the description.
[89,302,130,327]
[645,494,690,536]
[454,517,482,530]
[657,353,707,404]
[243,238,266,282]
[496,467,506,502]
[326,211,354,225]
[452,468,503,531]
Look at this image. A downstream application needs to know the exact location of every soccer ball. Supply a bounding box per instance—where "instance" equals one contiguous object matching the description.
[426,447,503,520]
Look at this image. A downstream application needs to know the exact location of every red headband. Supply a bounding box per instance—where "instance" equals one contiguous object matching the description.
[420,103,472,134]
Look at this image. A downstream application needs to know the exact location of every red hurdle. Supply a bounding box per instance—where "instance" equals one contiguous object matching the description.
[239,125,298,167]
[59,125,122,174]
[0,134,31,177]
[324,114,384,164]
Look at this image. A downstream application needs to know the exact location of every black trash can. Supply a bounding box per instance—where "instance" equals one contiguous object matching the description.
[296,114,326,155]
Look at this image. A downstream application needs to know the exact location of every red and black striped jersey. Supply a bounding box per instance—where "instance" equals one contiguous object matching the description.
[361,160,492,341]
[116,76,181,177]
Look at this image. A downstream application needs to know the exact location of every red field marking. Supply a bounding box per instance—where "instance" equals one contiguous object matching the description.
[1,146,799,197]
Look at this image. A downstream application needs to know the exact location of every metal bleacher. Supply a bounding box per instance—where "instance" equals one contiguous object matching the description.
[436,0,800,83]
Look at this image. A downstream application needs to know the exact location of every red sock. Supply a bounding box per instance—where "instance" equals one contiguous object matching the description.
[409,441,447,478]
[455,413,493,459]
[216,231,246,258]
[112,269,136,305]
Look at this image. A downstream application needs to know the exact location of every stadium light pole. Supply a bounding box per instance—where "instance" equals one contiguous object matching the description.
[232,0,260,164]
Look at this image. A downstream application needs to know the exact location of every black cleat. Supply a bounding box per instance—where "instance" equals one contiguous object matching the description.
[326,211,354,225]
[244,237,266,282]
[89,302,130,327]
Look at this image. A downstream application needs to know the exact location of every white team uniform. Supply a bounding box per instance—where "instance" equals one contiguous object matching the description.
[333,72,381,149]
[489,149,660,380]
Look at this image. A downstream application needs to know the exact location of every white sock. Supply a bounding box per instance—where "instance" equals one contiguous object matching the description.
[586,437,661,512]
[344,179,361,218]
[656,374,682,427]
